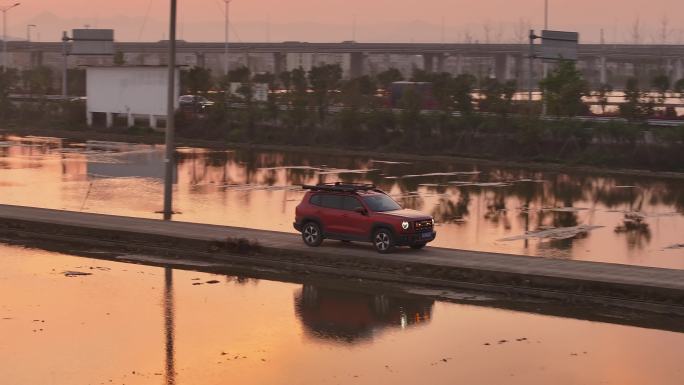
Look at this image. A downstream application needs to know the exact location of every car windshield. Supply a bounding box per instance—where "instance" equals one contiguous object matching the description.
[362,195,401,212]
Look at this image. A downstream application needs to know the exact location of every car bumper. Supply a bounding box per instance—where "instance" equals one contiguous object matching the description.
[396,231,436,246]
[293,221,302,232]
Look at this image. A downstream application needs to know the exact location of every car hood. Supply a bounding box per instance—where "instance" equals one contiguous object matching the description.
[379,209,431,220]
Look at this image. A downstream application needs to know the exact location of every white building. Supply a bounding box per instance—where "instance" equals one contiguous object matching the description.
[85,66,180,129]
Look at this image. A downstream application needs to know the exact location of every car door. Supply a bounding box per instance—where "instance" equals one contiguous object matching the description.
[340,196,373,240]
[318,194,345,235]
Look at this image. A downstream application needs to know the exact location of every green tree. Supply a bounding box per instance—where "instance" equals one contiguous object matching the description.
[66,68,86,96]
[595,83,613,115]
[181,66,213,94]
[0,67,19,119]
[651,73,670,105]
[411,68,430,82]
[399,85,423,142]
[539,60,589,116]
[253,72,276,87]
[308,64,342,125]
[674,78,684,103]
[278,70,292,90]
[451,74,477,115]
[479,78,517,117]
[620,77,653,121]
[227,66,251,83]
[375,68,403,89]
[21,66,54,96]
[289,67,309,129]
[429,72,454,113]
[113,51,126,66]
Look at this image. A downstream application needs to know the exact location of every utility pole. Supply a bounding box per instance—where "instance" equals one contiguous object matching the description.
[528,29,537,112]
[62,31,69,99]
[223,0,231,76]
[1,2,20,72]
[541,0,549,116]
[163,0,177,221]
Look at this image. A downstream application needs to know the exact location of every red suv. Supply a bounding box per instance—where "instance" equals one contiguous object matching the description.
[294,183,436,253]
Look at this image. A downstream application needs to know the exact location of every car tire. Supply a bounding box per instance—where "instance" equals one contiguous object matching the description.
[410,243,426,250]
[373,228,395,253]
[302,222,323,247]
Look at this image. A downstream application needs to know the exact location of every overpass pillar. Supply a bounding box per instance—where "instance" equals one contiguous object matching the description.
[273,52,286,75]
[423,53,445,73]
[503,55,517,80]
[674,58,683,82]
[454,54,464,75]
[600,56,607,85]
[494,54,508,80]
[349,52,367,79]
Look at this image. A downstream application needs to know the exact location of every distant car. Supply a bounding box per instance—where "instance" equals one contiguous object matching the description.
[178,95,214,111]
[294,183,436,253]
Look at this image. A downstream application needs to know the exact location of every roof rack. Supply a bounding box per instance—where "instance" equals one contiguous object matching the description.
[302,182,379,193]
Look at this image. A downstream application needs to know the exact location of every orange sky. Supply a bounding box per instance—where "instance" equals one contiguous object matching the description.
[3,0,684,43]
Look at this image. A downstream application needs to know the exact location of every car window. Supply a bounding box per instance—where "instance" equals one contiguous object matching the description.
[342,196,363,211]
[362,195,401,212]
[319,195,343,210]
[309,194,321,206]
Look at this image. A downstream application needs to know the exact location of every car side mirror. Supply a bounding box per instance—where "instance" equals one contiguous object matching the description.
[354,207,368,215]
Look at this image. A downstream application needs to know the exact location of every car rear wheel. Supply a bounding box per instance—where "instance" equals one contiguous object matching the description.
[302,222,323,247]
[410,243,426,250]
[373,228,394,253]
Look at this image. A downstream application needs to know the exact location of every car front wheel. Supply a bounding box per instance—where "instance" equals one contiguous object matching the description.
[302,222,323,247]
[373,228,395,253]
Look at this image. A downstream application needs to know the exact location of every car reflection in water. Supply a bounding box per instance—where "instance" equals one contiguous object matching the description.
[294,285,434,344]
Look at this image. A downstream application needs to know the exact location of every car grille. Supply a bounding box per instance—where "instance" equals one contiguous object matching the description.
[414,219,433,231]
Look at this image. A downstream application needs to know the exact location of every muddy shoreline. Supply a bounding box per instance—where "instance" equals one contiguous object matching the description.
[3,126,684,180]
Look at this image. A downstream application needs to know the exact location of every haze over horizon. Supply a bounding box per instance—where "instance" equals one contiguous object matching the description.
[2,0,683,44]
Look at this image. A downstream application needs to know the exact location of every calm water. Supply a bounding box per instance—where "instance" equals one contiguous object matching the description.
[1,243,683,385]
[1,134,683,269]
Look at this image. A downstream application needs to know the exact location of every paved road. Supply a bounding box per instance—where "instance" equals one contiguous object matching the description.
[1,204,682,302]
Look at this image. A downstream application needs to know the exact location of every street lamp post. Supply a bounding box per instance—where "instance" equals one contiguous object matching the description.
[541,0,549,116]
[223,0,231,76]
[163,0,178,221]
[544,0,549,30]
[1,2,20,72]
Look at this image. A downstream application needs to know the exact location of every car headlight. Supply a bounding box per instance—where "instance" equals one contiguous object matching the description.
[431,218,435,225]
[401,221,410,230]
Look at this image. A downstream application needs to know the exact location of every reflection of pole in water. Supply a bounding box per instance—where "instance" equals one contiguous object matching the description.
[164,267,176,385]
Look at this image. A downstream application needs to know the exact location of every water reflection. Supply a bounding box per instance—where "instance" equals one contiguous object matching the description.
[294,285,433,344]
[1,135,683,268]
[2,244,683,385]
[164,268,176,385]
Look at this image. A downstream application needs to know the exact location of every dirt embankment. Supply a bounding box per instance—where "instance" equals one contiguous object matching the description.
[1,215,683,316]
